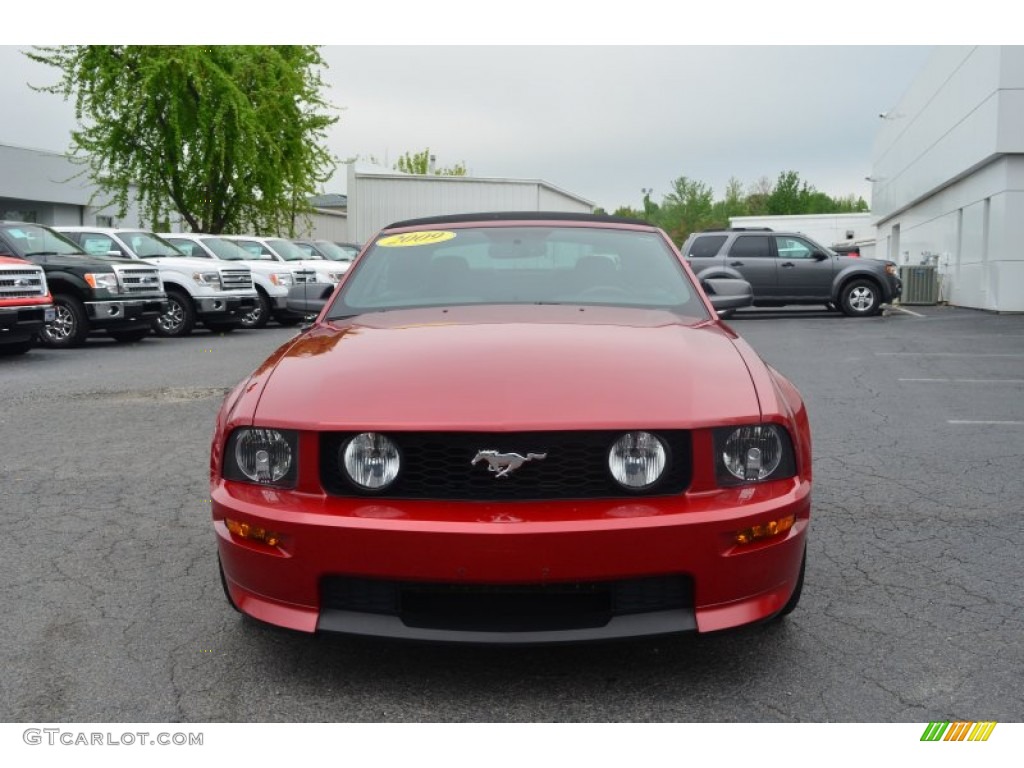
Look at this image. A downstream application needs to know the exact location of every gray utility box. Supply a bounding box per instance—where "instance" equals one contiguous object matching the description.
[899,265,939,305]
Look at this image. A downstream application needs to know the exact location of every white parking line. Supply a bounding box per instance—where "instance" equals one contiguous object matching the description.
[948,420,1024,425]
[899,378,1024,384]
[887,306,926,317]
[877,352,1024,357]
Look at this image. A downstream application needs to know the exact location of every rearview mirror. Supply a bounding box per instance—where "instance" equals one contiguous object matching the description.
[702,278,754,313]
[286,283,334,315]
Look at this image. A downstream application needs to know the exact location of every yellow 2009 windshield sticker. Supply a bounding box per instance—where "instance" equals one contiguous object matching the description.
[377,231,456,248]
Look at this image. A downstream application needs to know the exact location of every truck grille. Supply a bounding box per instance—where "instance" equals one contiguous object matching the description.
[0,267,47,299]
[320,430,692,500]
[219,269,253,291]
[292,270,318,284]
[115,267,162,294]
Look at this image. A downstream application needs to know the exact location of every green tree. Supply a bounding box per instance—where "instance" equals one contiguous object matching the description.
[394,148,468,176]
[28,45,338,235]
[656,176,715,243]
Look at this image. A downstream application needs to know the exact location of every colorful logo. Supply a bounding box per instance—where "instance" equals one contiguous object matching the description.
[921,721,997,741]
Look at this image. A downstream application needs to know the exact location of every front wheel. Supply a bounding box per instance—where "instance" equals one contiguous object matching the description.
[839,279,882,317]
[38,294,89,348]
[239,290,271,329]
[153,290,195,337]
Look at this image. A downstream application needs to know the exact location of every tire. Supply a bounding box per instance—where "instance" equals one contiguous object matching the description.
[218,557,241,614]
[778,547,806,617]
[839,279,881,317]
[153,289,195,337]
[239,288,271,329]
[108,328,150,343]
[38,294,89,348]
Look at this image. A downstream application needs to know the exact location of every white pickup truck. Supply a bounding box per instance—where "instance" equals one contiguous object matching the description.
[160,232,308,328]
[56,227,259,337]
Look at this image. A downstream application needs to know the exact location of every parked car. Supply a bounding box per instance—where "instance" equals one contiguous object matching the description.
[211,212,810,643]
[682,228,901,316]
[0,254,54,355]
[221,235,346,286]
[159,233,307,329]
[57,227,258,337]
[0,222,166,347]
[293,239,360,266]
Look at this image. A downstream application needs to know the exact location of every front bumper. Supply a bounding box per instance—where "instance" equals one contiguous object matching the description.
[86,298,167,328]
[195,294,258,319]
[213,479,810,643]
[0,304,54,341]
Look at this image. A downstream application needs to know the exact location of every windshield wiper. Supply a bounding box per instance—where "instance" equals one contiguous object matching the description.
[22,251,66,257]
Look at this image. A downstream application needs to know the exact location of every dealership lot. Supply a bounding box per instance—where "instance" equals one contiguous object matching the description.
[1,305,1022,722]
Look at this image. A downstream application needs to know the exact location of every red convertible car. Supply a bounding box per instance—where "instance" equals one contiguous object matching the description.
[211,213,811,643]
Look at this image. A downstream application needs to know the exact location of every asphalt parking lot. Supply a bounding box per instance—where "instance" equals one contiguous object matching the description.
[1,305,1022,722]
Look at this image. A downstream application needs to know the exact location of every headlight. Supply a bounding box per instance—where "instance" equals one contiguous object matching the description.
[224,428,297,487]
[84,272,120,294]
[342,432,400,490]
[608,431,666,490]
[270,272,294,287]
[715,424,796,484]
[193,271,222,288]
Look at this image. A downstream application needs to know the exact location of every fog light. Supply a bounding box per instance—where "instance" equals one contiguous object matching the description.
[735,515,795,545]
[226,519,282,547]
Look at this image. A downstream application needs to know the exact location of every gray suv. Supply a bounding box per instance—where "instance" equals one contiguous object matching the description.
[682,228,902,317]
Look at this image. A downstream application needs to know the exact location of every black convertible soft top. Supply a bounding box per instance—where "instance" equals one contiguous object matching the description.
[384,211,649,229]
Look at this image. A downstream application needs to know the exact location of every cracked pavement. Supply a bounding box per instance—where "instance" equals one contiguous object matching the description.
[1,305,1021,722]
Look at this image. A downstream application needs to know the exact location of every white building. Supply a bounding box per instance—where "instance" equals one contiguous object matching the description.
[869,46,1024,312]
[729,213,876,258]
[343,163,595,245]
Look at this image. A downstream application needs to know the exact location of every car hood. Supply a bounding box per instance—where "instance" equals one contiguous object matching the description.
[253,305,761,431]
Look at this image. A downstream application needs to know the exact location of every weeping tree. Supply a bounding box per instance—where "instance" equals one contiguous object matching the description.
[27,45,338,235]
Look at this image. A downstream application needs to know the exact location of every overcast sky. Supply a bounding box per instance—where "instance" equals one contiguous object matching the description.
[0,44,933,212]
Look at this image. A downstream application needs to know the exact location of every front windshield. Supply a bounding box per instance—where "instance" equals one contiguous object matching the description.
[199,237,248,261]
[316,241,358,261]
[329,225,709,320]
[0,223,85,257]
[120,231,184,258]
[267,238,316,261]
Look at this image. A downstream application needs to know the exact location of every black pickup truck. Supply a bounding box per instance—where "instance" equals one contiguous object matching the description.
[0,222,167,347]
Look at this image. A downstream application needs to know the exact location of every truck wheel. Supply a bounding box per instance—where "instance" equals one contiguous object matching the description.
[38,294,89,348]
[840,279,881,317]
[154,289,195,337]
[108,328,150,343]
[240,289,271,329]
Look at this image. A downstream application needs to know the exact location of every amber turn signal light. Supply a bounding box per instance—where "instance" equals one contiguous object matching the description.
[226,519,282,547]
[735,515,795,545]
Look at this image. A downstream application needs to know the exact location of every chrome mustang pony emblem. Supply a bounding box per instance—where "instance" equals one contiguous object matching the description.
[471,450,547,479]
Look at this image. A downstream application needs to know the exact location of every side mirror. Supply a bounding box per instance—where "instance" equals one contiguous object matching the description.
[812,251,829,261]
[702,277,753,313]
[286,283,334,315]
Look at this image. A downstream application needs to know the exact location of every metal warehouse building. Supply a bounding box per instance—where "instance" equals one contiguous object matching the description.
[869,45,1024,312]
[342,163,594,244]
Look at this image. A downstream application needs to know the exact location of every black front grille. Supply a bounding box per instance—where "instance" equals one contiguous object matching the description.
[321,575,693,632]
[320,430,691,500]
